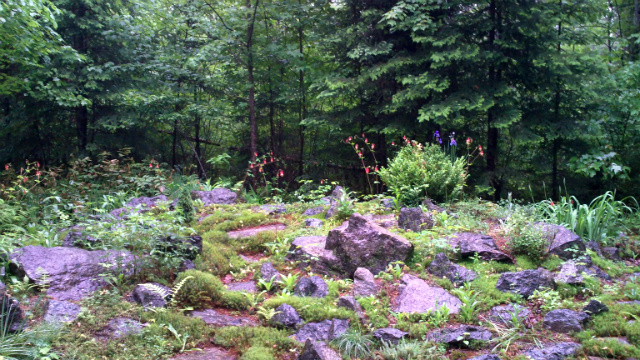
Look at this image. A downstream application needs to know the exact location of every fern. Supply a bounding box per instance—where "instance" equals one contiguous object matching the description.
[142,276,193,308]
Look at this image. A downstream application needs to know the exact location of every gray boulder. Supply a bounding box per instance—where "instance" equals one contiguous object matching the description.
[325,213,413,276]
[538,223,586,260]
[428,253,476,286]
[495,268,555,299]
[586,241,603,257]
[96,317,143,339]
[294,318,349,343]
[381,198,396,210]
[260,262,282,282]
[373,328,408,344]
[10,246,135,301]
[426,325,492,345]
[398,207,433,232]
[303,206,325,216]
[191,188,237,206]
[337,296,364,319]
[583,299,608,315]
[523,342,581,360]
[286,236,341,275]
[393,274,462,314]
[190,309,258,327]
[44,300,81,323]
[272,304,303,328]
[488,304,531,326]
[574,255,611,280]
[449,233,513,263]
[305,218,324,228]
[132,283,170,308]
[543,309,590,333]
[469,355,501,360]
[353,267,377,297]
[294,276,329,298]
[298,339,342,360]
[602,247,622,261]
[555,261,584,284]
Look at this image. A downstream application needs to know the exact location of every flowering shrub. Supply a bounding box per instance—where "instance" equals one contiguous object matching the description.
[377,140,466,205]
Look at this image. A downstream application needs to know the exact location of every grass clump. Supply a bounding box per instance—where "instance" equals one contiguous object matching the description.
[379,339,447,360]
[173,270,223,308]
[220,291,253,311]
[331,329,373,359]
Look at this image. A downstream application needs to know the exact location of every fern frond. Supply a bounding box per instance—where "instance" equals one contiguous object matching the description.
[169,275,193,307]
[142,283,172,300]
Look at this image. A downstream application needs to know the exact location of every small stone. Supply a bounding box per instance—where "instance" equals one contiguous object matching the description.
[337,296,364,318]
[523,342,581,360]
[303,206,325,216]
[427,253,476,286]
[373,328,408,344]
[294,319,349,343]
[179,259,196,272]
[602,247,622,261]
[398,207,433,232]
[272,304,303,328]
[97,318,143,339]
[298,339,342,360]
[555,261,584,285]
[488,304,531,326]
[305,218,324,228]
[426,325,492,345]
[260,262,282,282]
[543,309,590,333]
[353,268,377,297]
[132,283,170,309]
[43,300,81,323]
[583,300,608,315]
[495,268,556,299]
[294,276,329,298]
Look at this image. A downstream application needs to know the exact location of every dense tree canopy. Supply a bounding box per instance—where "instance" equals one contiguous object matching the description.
[2,0,640,201]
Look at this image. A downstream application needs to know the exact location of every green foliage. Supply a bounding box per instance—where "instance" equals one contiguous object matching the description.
[178,189,195,224]
[239,346,276,360]
[378,141,467,205]
[220,291,253,311]
[535,191,634,245]
[173,270,223,308]
[452,284,480,324]
[357,295,390,328]
[262,295,358,323]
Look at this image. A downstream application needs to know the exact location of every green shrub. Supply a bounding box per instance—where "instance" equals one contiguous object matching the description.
[196,239,245,275]
[331,329,373,359]
[178,189,195,223]
[377,141,466,205]
[173,270,223,308]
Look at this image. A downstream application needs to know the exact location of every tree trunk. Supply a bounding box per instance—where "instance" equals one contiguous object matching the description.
[298,1,306,177]
[247,0,260,183]
[76,106,88,154]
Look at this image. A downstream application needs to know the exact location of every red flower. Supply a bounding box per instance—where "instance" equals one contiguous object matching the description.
[365,138,368,143]
[362,133,365,137]
[365,168,370,174]
[250,164,254,168]
[254,152,258,157]
[375,166,378,172]
[279,170,284,177]
[36,162,40,168]
[156,164,159,168]
[4,164,8,171]
[371,143,375,149]
[259,167,263,173]
[263,159,267,164]
[355,144,358,150]
[550,201,555,207]
[403,135,406,140]
[320,180,324,184]
[200,186,203,190]
[348,136,352,141]
[392,142,395,146]
[36,171,41,177]
[479,145,483,151]
[466,137,472,145]
[358,152,362,157]
[270,158,273,162]
[149,162,152,168]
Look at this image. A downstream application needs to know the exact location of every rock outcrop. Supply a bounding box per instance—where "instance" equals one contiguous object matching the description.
[449,233,512,263]
[495,268,555,299]
[426,325,492,345]
[398,207,433,232]
[427,253,476,286]
[353,268,377,297]
[294,276,329,298]
[191,188,237,206]
[393,275,462,314]
[543,309,590,333]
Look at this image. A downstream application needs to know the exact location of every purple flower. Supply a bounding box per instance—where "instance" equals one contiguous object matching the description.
[434,131,440,137]
[438,138,443,144]
[450,138,457,146]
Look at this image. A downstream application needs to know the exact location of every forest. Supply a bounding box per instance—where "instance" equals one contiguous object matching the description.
[2,0,640,200]
[2,0,640,360]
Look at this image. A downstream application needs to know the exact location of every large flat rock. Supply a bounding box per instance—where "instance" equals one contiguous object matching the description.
[286,236,341,274]
[10,246,135,301]
[227,224,286,239]
[191,309,259,327]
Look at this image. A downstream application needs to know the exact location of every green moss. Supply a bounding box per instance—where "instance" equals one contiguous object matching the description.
[220,291,253,311]
[576,331,640,358]
[262,295,359,323]
[174,269,224,308]
[196,238,245,275]
[239,346,276,360]
[540,255,564,271]
[214,326,297,355]
[469,274,520,311]
[591,253,635,278]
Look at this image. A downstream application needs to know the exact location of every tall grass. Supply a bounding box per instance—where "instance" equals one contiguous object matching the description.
[535,191,635,244]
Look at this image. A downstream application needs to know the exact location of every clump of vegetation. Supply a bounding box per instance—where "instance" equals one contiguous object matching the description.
[377,140,467,205]
[214,326,297,357]
[331,329,374,359]
[379,339,446,360]
[177,188,195,223]
[173,270,223,308]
